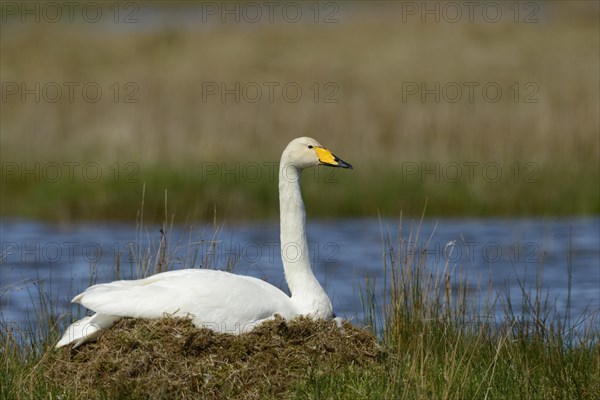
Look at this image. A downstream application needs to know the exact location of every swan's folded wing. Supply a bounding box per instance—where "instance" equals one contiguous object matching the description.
[74,280,189,319]
[72,269,296,322]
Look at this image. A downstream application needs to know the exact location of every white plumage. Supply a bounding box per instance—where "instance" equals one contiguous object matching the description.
[56,137,352,348]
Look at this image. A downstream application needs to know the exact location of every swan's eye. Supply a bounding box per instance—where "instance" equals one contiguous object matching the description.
[308,145,313,149]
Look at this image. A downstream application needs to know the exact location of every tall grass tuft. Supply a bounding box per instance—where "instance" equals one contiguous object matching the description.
[360,217,600,399]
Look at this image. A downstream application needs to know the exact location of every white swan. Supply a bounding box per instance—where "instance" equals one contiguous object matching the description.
[56,137,352,348]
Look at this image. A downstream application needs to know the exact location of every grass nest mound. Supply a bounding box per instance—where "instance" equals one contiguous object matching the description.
[46,316,383,399]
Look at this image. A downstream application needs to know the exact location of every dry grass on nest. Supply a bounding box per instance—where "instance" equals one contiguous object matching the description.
[46,316,383,399]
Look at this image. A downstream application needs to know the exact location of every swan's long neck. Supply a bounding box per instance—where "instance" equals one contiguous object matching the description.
[279,161,332,318]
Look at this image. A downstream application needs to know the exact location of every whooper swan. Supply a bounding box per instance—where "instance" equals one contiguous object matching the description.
[56,137,352,348]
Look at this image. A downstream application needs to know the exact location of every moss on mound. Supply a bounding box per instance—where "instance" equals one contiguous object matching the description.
[47,316,383,399]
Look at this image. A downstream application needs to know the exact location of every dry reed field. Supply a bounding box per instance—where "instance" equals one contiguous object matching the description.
[1,2,598,221]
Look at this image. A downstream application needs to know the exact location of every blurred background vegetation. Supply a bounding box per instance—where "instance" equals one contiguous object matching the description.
[1,1,598,222]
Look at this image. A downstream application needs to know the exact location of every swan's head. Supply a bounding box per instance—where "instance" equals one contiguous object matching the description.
[282,137,353,170]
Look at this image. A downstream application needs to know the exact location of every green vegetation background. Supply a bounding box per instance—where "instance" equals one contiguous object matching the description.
[1,3,598,222]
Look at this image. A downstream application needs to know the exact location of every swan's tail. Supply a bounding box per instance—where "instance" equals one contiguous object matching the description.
[55,313,120,348]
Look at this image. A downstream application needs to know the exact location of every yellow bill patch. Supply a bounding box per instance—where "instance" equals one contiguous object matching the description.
[315,147,338,166]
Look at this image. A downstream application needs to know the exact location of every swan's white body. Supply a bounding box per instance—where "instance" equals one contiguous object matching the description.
[56,137,352,348]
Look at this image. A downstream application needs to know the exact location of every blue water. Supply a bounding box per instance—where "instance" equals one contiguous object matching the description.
[1,217,599,333]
